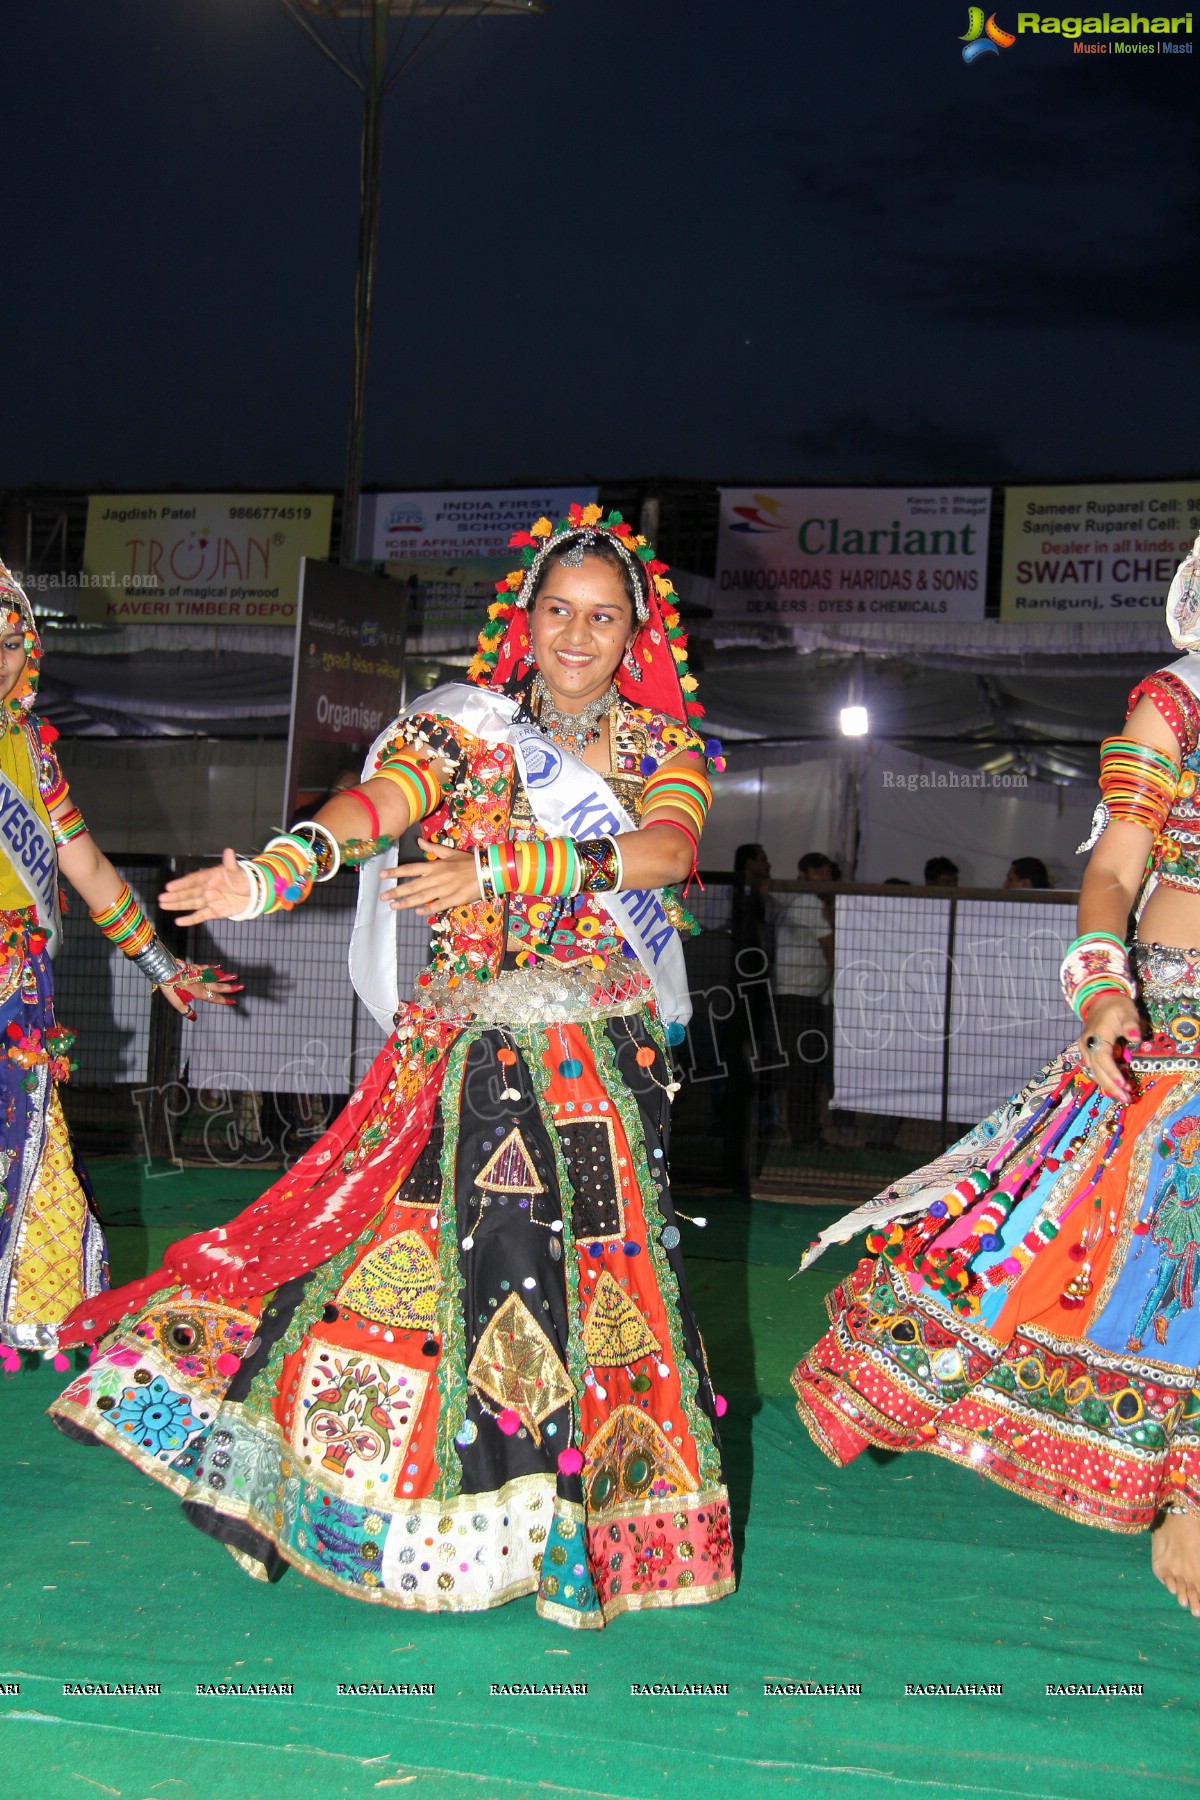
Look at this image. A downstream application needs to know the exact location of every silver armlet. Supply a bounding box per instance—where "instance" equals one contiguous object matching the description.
[132,938,181,987]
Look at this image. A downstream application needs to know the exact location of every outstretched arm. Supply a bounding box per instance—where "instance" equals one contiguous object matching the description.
[156,774,417,927]
[55,824,241,1016]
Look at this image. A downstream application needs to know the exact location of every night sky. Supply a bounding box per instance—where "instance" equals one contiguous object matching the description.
[6,2,1199,492]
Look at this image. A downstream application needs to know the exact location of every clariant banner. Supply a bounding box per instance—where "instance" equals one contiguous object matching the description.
[715,488,990,622]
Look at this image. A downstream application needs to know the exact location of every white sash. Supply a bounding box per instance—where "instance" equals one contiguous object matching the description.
[349,682,693,1033]
[0,768,60,956]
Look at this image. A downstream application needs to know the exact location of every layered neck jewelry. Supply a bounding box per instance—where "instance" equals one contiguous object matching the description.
[531,671,617,754]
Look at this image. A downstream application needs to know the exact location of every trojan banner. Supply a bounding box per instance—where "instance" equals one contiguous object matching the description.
[715,488,991,621]
[79,494,334,625]
[999,481,1200,622]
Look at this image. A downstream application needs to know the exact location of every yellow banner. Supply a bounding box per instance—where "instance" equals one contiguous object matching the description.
[80,494,334,625]
[1000,481,1200,622]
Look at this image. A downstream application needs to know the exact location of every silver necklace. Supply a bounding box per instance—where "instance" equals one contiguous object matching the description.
[531,672,617,754]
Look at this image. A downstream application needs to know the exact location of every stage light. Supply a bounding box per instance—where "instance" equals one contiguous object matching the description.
[840,705,869,736]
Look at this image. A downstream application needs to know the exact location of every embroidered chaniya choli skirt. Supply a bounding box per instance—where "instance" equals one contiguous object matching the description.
[0,904,105,1355]
[50,962,733,1625]
[792,943,1200,1531]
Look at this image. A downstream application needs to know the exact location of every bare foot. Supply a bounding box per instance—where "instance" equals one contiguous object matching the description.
[1151,1510,1200,1617]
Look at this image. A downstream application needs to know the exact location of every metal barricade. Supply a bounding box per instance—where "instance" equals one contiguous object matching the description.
[54,863,1081,1201]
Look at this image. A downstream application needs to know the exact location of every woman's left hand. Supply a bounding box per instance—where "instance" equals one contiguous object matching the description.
[382,838,481,913]
[158,964,244,1020]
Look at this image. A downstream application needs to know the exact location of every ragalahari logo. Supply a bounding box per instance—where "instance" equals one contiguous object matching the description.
[728,494,788,534]
[961,7,1016,60]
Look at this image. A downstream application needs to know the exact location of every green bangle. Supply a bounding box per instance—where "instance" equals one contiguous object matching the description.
[1075,976,1134,1020]
[1063,931,1128,958]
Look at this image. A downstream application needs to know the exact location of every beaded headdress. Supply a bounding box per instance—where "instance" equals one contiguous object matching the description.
[1166,531,1200,652]
[0,560,42,730]
[468,502,704,724]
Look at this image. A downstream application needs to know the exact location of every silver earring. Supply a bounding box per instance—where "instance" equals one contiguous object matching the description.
[622,645,642,681]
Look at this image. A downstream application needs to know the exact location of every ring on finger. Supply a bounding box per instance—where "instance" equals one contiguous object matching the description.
[1084,1034,1110,1053]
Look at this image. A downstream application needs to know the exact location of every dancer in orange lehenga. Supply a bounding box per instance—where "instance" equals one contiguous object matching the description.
[793,535,1200,1618]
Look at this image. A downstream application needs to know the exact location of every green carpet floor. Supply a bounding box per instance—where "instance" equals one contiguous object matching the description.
[2,1162,1198,1800]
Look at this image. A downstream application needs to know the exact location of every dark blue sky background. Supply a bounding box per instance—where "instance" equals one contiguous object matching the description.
[6,2,1199,489]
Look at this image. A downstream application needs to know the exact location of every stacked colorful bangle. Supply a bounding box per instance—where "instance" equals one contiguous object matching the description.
[479,837,579,901]
[232,833,319,919]
[371,748,443,824]
[1097,735,1179,834]
[50,800,88,845]
[1059,931,1135,1018]
[640,766,712,835]
[260,833,318,909]
[91,883,155,958]
[91,882,180,986]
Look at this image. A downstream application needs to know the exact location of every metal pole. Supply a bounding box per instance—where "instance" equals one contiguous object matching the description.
[340,0,389,565]
[940,894,957,1149]
[397,571,415,711]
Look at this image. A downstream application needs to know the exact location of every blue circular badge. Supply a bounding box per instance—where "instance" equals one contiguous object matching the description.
[522,740,563,789]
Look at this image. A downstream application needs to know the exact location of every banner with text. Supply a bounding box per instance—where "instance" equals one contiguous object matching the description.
[356,488,598,635]
[999,481,1200,622]
[357,488,595,562]
[284,560,409,824]
[715,488,991,622]
[80,494,334,626]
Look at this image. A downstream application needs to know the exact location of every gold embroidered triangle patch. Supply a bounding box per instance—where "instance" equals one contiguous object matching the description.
[467,1292,572,1444]
[336,1230,440,1331]
[476,1126,544,1197]
[582,1270,661,1367]
[582,1404,697,1511]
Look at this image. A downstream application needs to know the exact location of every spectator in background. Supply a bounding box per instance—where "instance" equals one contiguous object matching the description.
[798,850,837,934]
[775,853,834,1150]
[724,842,775,1195]
[1004,856,1051,889]
[924,856,959,887]
[729,842,772,961]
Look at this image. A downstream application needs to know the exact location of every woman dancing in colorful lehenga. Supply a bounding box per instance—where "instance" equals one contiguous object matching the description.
[0,561,236,1366]
[792,537,1200,1618]
[49,505,734,1628]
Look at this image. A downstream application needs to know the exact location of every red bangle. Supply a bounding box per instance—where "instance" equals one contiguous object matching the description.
[646,815,698,861]
[344,786,381,840]
[645,814,703,892]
